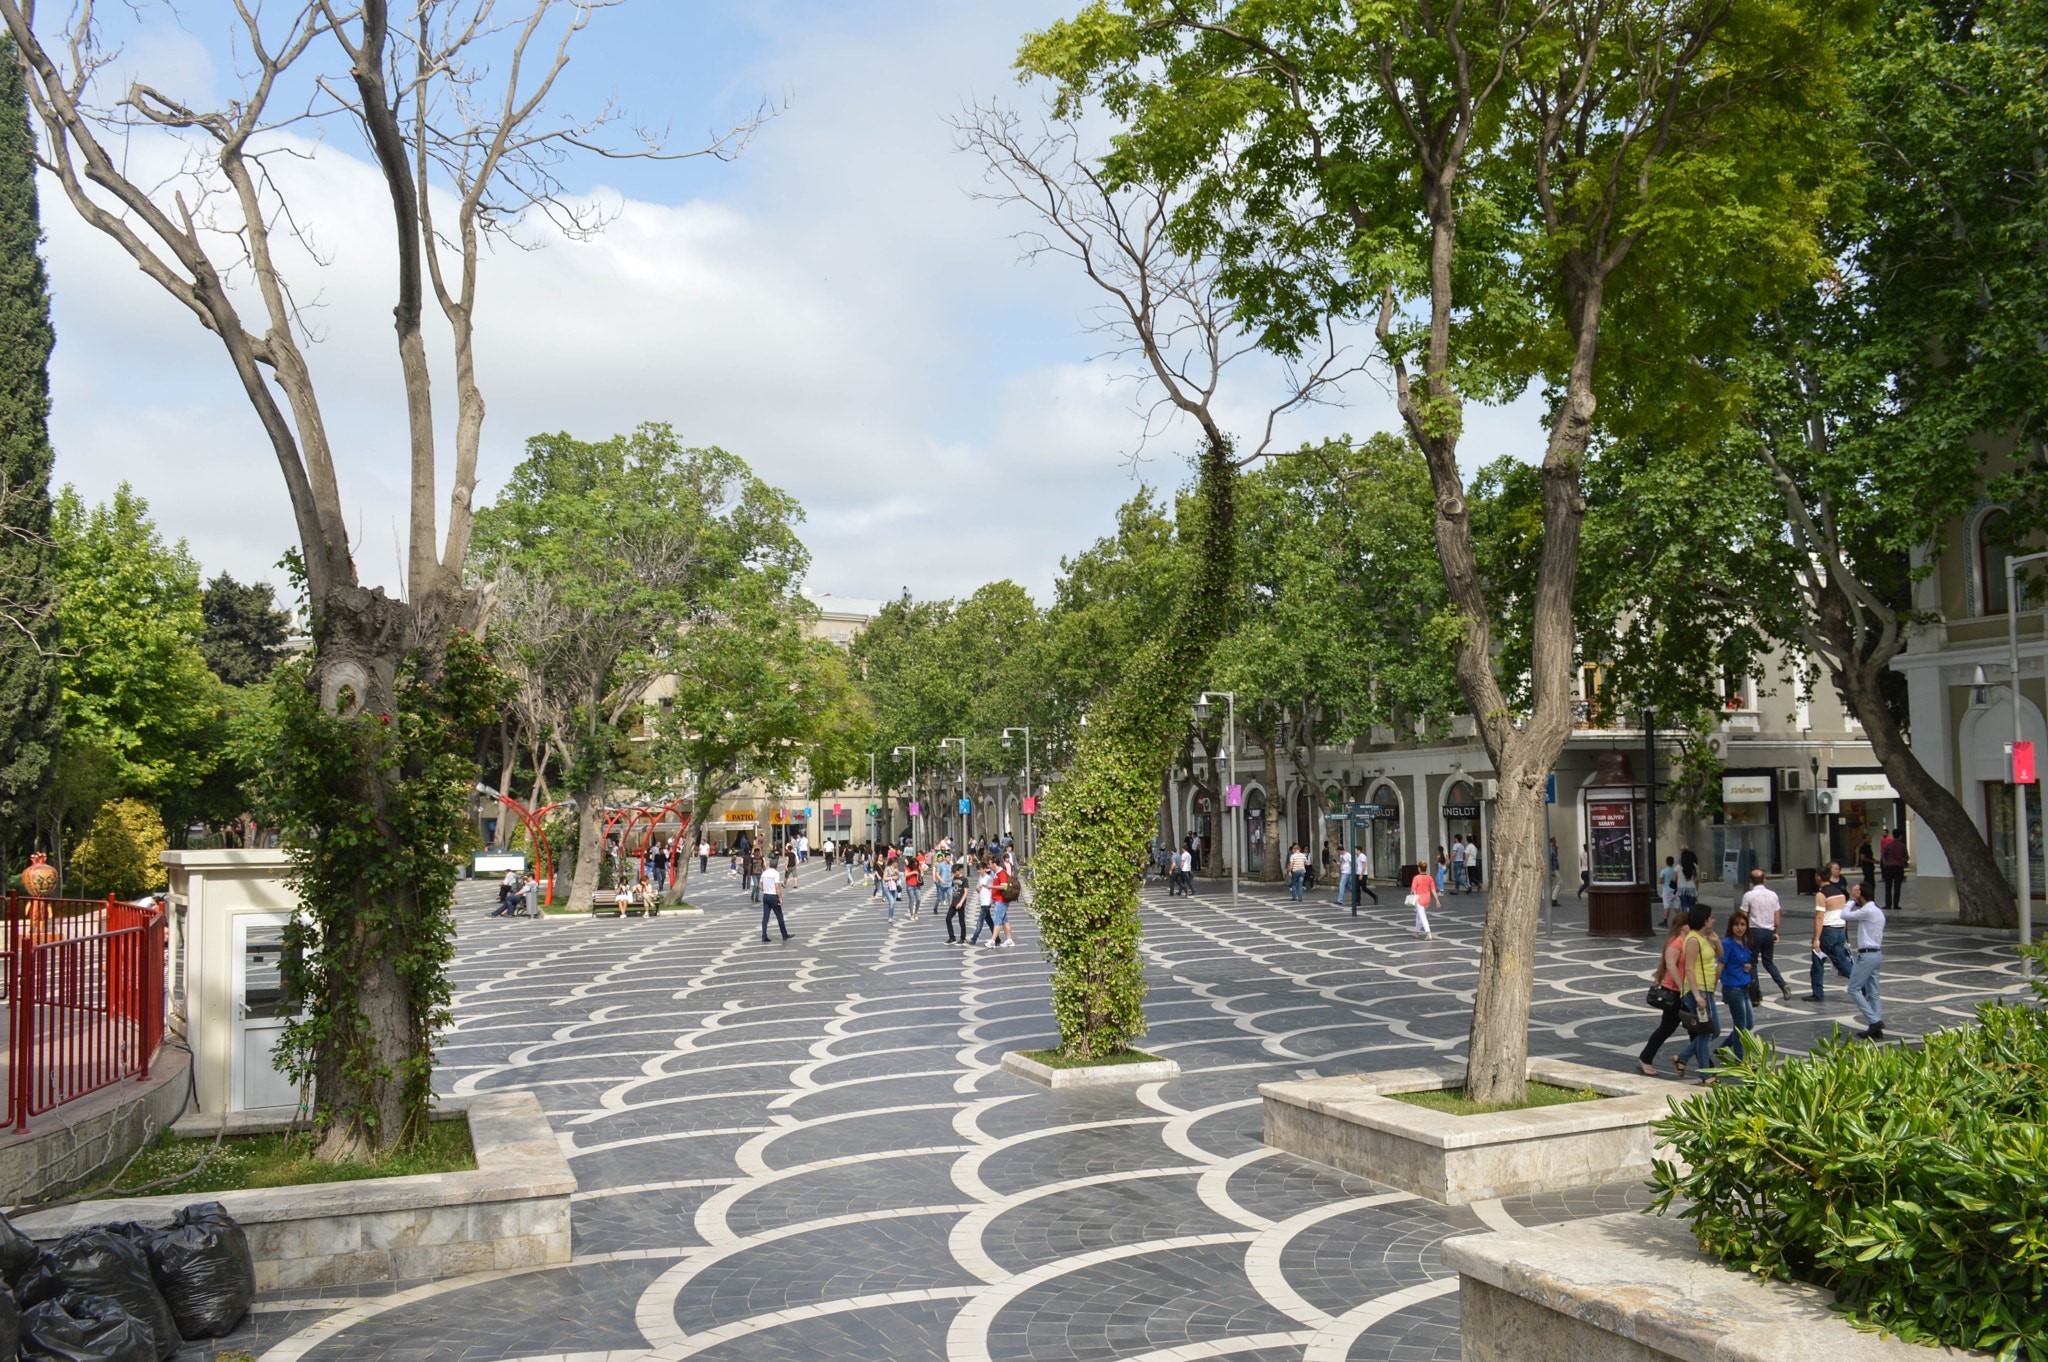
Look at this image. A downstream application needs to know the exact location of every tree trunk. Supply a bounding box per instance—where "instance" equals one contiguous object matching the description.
[1463,766,1548,1102]
[1833,654,2015,928]
[570,768,606,909]
[1258,727,1282,882]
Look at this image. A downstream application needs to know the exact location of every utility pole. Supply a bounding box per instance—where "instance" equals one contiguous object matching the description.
[893,745,918,850]
[2007,550,2047,972]
[1003,728,1032,864]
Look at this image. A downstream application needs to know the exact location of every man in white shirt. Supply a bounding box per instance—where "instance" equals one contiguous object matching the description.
[1336,846,1355,907]
[1177,847,1194,896]
[1450,836,1467,895]
[1840,884,1887,1040]
[1738,869,1791,998]
[1287,844,1309,901]
[758,862,790,942]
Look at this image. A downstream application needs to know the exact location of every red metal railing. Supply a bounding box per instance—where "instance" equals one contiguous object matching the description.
[1,892,168,1132]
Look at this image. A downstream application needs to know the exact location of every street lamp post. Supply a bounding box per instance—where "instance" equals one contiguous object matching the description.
[893,746,919,849]
[1003,728,1032,864]
[941,737,967,846]
[1195,692,1238,906]
[868,751,878,848]
[2006,550,2047,969]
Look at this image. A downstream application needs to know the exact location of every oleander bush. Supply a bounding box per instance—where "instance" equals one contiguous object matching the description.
[1649,945,2048,1359]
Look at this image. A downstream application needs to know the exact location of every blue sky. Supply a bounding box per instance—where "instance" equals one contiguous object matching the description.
[39,1,1545,605]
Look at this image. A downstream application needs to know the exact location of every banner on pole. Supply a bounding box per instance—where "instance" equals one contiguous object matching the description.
[1226,784,1243,808]
[908,800,922,816]
[1022,797,1037,815]
[2014,741,2037,785]
[959,797,972,814]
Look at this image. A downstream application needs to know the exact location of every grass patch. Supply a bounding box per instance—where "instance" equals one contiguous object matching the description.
[1389,1081,1599,1116]
[92,1115,475,1199]
[1017,1048,1164,1070]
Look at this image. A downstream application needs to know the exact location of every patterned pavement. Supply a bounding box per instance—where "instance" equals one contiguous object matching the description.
[208,868,2034,1362]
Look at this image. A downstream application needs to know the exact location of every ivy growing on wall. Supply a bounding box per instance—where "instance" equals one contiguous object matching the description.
[255,630,509,1148]
[1033,440,1236,1059]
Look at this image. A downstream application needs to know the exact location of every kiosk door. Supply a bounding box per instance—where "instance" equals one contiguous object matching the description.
[232,914,300,1112]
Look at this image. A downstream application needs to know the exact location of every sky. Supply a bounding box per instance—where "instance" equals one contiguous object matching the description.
[37,1,1547,607]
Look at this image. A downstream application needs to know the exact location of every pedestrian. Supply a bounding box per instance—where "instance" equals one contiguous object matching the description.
[1856,835,1877,899]
[523,872,541,918]
[1657,856,1678,928]
[1716,908,1757,1064]
[1880,827,1907,912]
[1637,916,1692,1077]
[1807,861,1854,1002]
[1674,905,1720,1085]
[1577,845,1590,899]
[758,858,790,942]
[945,868,970,944]
[1465,836,1481,890]
[1841,882,1887,1040]
[990,859,1018,948]
[1676,848,1700,913]
[1337,844,1356,907]
[1287,843,1308,902]
[497,867,520,914]
[1450,835,1468,895]
[1738,868,1791,998]
[648,841,668,896]
[1353,844,1378,904]
[1408,862,1434,940]
[1547,836,1561,906]
[1433,848,1448,896]
[969,859,997,945]
[698,838,711,875]
[1176,845,1194,896]
[906,853,925,916]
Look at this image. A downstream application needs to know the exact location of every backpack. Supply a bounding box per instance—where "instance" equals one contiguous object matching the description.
[997,870,1020,903]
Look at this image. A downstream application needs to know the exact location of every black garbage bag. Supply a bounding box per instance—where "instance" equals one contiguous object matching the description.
[0,1282,21,1361]
[0,1213,38,1287]
[13,1256,65,1311]
[142,1204,252,1339]
[30,1233,175,1361]
[19,1292,153,1362]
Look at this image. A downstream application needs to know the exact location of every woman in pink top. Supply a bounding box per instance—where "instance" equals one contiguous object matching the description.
[1409,867,1435,940]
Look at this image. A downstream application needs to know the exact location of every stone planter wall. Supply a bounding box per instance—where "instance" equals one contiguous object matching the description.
[1261,1057,1676,1204]
[1443,1212,1987,1360]
[16,1091,572,1291]
[1001,1051,1181,1089]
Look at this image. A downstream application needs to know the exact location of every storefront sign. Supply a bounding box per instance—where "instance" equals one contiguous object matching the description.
[1722,775,1772,804]
[1836,771,1899,801]
[1442,804,1481,820]
[769,809,791,825]
[721,810,754,823]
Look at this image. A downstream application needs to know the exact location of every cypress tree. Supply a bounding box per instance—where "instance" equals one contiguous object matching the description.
[0,36,63,869]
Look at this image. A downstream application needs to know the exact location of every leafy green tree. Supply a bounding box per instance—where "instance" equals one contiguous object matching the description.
[52,485,223,815]
[201,572,293,687]
[0,33,60,873]
[68,796,168,898]
[473,423,806,908]
[1023,0,1858,1100]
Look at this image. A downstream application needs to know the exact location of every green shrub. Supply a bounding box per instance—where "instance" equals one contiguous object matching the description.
[1650,946,2048,1359]
[68,798,169,897]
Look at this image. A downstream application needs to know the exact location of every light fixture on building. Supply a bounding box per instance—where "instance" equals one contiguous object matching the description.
[1970,665,1991,710]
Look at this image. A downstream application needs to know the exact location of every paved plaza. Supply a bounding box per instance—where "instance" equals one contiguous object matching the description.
[200,869,2033,1362]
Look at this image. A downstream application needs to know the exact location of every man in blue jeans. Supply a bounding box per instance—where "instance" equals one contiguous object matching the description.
[759,862,790,942]
[1808,862,1853,1001]
[1840,883,1886,1040]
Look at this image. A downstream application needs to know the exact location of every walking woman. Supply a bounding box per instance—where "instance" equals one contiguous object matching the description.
[1716,908,1757,1064]
[1408,863,1435,940]
[1674,905,1721,1084]
[1638,916,1692,1077]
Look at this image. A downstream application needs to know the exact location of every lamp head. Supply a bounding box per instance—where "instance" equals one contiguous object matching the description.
[1970,665,1991,710]
[1193,699,1211,723]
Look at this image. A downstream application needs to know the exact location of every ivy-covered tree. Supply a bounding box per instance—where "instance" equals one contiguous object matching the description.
[473,424,807,909]
[0,33,60,873]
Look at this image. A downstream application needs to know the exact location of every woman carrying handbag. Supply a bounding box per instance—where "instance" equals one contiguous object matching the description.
[1638,917,1692,1076]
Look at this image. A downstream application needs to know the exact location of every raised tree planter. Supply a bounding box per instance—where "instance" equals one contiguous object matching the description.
[15,1091,573,1291]
[1443,1212,1988,1360]
[1001,1049,1181,1089]
[1261,1057,1676,1204]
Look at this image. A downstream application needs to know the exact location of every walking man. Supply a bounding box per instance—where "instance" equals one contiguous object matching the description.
[1547,837,1561,906]
[969,860,997,945]
[1879,828,1907,912]
[1450,835,1468,895]
[1840,882,1887,1040]
[1287,843,1308,902]
[1337,844,1356,908]
[1739,869,1791,998]
[759,859,790,943]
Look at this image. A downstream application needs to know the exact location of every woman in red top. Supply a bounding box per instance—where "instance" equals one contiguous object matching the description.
[1409,866,1435,940]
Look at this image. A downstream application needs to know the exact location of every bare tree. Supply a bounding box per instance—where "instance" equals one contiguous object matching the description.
[0,0,770,1155]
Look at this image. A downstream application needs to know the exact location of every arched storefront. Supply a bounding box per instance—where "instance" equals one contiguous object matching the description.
[1244,787,1268,875]
[1369,783,1402,880]
[1442,779,1483,882]
[1188,789,1214,871]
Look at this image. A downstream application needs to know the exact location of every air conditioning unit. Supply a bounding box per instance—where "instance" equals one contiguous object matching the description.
[1808,788,1840,815]
[1704,733,1729,758]
[1477,779,1499,800]
[1777,767,1809,793]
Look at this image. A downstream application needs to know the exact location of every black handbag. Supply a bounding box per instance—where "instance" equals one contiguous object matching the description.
[1646,984,1681,1011]
[1748,978,1763,1005]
